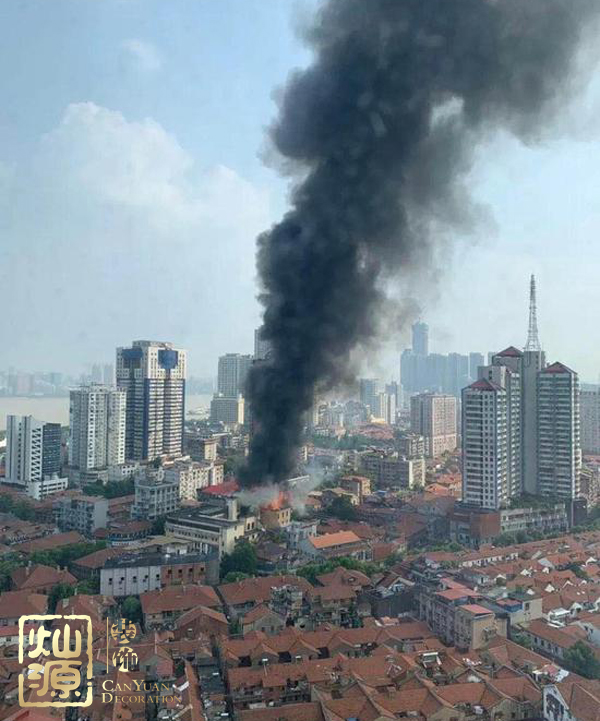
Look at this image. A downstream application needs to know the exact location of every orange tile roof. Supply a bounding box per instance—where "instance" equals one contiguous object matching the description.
[310,531,361,549]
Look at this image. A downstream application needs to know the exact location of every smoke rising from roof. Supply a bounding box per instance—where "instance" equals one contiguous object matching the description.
[241,0,597,487]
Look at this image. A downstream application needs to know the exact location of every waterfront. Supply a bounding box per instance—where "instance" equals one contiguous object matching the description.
[0,394,213,430]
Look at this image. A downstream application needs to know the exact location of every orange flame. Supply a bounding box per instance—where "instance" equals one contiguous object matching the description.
[263,491,289,511]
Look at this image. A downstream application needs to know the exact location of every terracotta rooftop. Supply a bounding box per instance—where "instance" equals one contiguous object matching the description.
[309,531,361,549]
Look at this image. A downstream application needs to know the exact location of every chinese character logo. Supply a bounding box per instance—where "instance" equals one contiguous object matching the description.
[18,615,93,708]
[108,618,138,672]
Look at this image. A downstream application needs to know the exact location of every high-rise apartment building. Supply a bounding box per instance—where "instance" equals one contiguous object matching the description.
[217,353,253,398]
[254,327,272,361]
[481,356,522,499]
[210,395,245,426]
[462,379,508,510]
[581,387,600,454]
[412,321,429,356]
[537,362,581,500]
[69,385,126,471]
[410,393,457,458]
[359,378,380,414]
[116,341,187,462]
[469,353,485,381]
[4,415,67,498]
[461,277,582,508]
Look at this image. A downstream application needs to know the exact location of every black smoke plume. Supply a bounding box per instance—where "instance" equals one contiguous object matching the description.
[241,0,596,487]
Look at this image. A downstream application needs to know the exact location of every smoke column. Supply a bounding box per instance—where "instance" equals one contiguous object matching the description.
[241,0,596,487]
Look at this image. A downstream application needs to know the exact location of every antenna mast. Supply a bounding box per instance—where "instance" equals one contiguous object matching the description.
[525,274,541,352]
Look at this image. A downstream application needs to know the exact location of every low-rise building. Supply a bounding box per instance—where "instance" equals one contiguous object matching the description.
[27,474,68,500]
[162,456,223,501]
[11,564,76,594]
[301,531,372,561]
[165,502,256,556]
[500,503,569,536]
[360,450,425,489]
[417,582,507,650]
[99,550,219,596]
[140,584,221,628]
[132,464,180,520]
[53,493,109,536]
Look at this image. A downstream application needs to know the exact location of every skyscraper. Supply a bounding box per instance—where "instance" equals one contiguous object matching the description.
[462,379,508,509]
[412,321,429,356]
[483,354,522,499]
[469,352,485,381]
[537,362,581,500]
[254,327,272,361]
[116,341,187,462]
[69,385,126,471]
[581,387,600,454]
[359,378,380,414]
[4,415,67,498]
[410,393,457,458]
[217,354,253,398]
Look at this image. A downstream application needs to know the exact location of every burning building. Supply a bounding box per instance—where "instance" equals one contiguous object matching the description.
[260,492,293,531]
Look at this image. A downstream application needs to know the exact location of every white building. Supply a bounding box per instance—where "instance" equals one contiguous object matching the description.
[410,393,457,458]
[217,353,253,398]
[27,476,68,500]
[69,385,126,472]
[537,362,581,500]
[162,456,224,501]
[581,387,600,454]
[132,464,181,520]
[5,415,66,498]
[462,378,508,510]
[116,340,187,462]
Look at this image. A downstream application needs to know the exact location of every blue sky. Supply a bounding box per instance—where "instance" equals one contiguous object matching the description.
[2,0,600,381]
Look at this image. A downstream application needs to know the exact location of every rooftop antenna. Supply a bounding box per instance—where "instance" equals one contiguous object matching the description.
[524,274,541,352]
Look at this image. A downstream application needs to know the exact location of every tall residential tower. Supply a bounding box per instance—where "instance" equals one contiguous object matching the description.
[116,341,187,461]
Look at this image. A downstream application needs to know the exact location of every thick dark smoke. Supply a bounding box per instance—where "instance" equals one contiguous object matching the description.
[241,0,596,487]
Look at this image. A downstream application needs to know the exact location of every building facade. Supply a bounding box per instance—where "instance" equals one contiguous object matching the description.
[537,362,581,500]
[53,494,109,536]
[210,395,245,425]
[116,340,186,461]
[410,393,457,458]
[69,385,126,472]
[4,416,64,497]
[217,353,253,398]
[581,387,600,454]
[132,464,181,519]
[462,379,508,510]
[100,551,219,596]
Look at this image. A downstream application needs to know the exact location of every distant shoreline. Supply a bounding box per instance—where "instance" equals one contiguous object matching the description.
[0,393,213,431]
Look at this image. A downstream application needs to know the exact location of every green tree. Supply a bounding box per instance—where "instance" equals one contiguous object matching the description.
[563,641,600,679]
[328,496,358,521]
[122,596,143,624]
[48,583,75,612]
[0,553,26,591]
[223,571,251,583]
[151,516,166,535]
[511,632,533,650]
[220,541,258,579]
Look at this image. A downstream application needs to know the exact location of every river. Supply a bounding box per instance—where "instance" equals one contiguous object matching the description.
[0,394,213,430]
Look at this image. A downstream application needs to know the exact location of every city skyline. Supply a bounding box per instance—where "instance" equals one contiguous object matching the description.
[1,1,600,381]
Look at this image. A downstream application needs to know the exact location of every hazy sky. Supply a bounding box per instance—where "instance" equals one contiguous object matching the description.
[2,0,600,381]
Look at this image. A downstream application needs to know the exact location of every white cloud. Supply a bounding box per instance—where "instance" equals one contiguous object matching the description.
[1,102,272,372]
[121,38,163,72]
